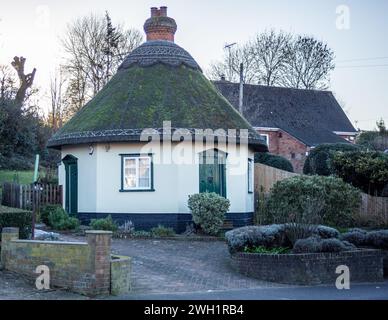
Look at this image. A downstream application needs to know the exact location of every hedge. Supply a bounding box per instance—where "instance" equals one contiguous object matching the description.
[303,143,360,176]
[0,205,32,239]
[255,153,294,173]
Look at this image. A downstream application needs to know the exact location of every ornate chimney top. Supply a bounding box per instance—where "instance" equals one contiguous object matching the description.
[144,6,177,42]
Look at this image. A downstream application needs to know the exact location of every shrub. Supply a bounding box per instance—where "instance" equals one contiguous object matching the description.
[0,206,32,239]
[303,143,360,176]
[40,205,62,225]
[316,225,340,239]
[265,175,361,227]
[90,215,118,232]
[255,153,294,172]
[293,236,356,253]
[340,229,370,247]
[331,151,388,197]
[48,207,80,231]
[367,230,388,250]
[187,193,230,236]
[150,225,176,237]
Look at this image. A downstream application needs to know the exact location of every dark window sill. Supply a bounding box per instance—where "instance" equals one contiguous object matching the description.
[119,189,155,193]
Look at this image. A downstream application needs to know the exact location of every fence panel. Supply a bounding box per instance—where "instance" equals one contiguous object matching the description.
[254,163,298,194]
[254,163,388,224]
[1,182,63,210]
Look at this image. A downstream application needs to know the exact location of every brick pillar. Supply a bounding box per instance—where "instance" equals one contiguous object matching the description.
[0,227,19,270]
[86,230,112,295]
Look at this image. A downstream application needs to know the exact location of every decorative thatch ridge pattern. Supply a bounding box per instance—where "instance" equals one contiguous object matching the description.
[118,41,201,71]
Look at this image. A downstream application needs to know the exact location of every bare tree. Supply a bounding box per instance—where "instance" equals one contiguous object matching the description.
[0,64,17,100]
[61,12,143,118]
[251,30,292,86]
[208,42,257,83]
[11,56,36,108]
[50,69,66,132]
[279,36,335,90]
[208,31,335,90]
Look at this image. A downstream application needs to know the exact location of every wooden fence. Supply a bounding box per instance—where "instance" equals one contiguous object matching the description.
[1,182,63,210]
[254,163,388,225]
[254,163,298,194]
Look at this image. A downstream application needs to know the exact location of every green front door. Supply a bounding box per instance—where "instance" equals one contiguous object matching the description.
[63,155,78,215]
[199,150,226,197]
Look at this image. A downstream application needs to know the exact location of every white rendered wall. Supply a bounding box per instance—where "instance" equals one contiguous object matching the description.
[60,141,255,214]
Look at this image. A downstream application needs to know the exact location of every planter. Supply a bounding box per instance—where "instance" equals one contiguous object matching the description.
[230,249,384,285]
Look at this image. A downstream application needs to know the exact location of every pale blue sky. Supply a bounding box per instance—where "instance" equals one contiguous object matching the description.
[0,0,387,130]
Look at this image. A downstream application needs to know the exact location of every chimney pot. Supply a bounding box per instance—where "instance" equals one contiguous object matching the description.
[160,6,168,16]
[151,7,158,17]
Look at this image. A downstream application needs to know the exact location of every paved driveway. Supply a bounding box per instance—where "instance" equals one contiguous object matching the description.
[111,238,287,294]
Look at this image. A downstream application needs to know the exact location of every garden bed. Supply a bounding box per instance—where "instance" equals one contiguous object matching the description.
[230,249,384,285]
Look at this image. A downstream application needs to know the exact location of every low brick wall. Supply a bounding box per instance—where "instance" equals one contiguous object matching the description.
[0,227,113,296]
[231,250,384,285]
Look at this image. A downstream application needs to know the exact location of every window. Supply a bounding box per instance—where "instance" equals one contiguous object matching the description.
[261,134,270,148]
[120,154,154,192]
[248,158,253,194]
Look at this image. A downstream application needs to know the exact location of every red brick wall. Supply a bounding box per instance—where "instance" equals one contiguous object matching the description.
[258,129,309,173]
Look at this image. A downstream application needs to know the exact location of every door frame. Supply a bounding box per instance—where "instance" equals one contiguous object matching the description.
[62,155,78,215]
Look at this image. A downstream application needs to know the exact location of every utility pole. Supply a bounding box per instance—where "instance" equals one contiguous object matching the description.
[239,63,244,114]
[224,42,237,81]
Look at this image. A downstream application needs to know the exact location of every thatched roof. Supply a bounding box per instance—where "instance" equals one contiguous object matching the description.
[214,81,357,147]
[48,41,267,151]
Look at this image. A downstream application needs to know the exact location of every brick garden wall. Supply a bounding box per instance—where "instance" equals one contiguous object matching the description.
[231,250,384,285]
[0,228,112,296]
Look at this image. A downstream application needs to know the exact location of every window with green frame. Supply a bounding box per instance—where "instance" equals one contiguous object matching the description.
[120,154,154,192]
[248,158,253,193]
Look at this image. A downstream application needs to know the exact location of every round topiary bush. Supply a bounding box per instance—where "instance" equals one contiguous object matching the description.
[264,175,361,227]
[187,192,230,236]
[255,153,294,173]
[303,143,360,176]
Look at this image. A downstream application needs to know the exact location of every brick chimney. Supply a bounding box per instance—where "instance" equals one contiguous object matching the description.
[144,6,177,42]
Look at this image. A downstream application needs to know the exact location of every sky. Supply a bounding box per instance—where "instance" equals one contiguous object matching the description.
[0,0,387,131]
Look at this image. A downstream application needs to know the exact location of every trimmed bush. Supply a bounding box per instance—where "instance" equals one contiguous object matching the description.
[0,205,32,239]
[226,224,345,254]
[90,215,118,232]
[303,143,360,176]
[188,193,230,236]
[255,153,294,173]
[340,229,369,247]
[265,175,361,227]
[332,151,388,197]
[48,207,80,231]
[150,225,176,237]
[367,230,388,250]
[225,225,289,254]
[293,236,356,253]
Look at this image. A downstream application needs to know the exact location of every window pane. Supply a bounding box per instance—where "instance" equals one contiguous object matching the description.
[125,159,136,168]
[138,158,150,188]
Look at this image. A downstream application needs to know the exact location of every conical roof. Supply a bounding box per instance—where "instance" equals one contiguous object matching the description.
[48,9,267,152]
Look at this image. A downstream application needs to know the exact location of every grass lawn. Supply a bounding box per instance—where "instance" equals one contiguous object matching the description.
[0,170,34,201]
[0,170,34,185]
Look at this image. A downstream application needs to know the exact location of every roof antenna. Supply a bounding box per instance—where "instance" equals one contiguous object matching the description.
[224,42,237,81]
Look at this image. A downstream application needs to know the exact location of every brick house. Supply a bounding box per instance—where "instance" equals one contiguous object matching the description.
[214,81,358,173]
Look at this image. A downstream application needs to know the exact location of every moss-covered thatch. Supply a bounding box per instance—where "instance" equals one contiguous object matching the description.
[49,62,266,151]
